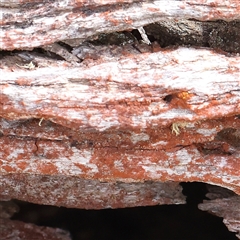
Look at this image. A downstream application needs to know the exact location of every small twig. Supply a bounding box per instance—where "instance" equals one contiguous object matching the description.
[137,27,151,45]
[39,118,44,126]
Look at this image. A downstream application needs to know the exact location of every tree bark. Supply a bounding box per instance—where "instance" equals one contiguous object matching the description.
[1,0,240,50]
[1,45,240,203]
[0,0,240,238]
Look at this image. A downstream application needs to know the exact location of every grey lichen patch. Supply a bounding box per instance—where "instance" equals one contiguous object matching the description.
[130,132,150,144]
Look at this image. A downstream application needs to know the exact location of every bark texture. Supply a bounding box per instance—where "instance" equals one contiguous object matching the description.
[0,0,240,238]
[0,175,185,209]
[199,185,240,239]
[1,0,240,50]
[1,47,240,193]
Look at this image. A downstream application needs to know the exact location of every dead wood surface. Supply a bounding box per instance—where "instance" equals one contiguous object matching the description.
[1,47,240,127]
[199,185,240,239]
[0,4,240,239]
[1,0,240,50]
[1,46,240,196]
[0,175,185,209]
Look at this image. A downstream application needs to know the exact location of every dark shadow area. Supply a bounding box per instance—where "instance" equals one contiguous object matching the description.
[11,182,237,240]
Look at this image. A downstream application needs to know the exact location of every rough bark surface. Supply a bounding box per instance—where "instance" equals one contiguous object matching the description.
[199,185,240,239]
[0,0,240,238]
[0,175,185,209]
[1,0,240,50]
[1,47,240,194]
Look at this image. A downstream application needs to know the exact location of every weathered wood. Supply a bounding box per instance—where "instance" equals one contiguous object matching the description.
[1,0,240,50]
[1,46,240,196]
[0,4,239,239]
[0,175,185,209]
[1,47,240,126]
[199,185,240,239]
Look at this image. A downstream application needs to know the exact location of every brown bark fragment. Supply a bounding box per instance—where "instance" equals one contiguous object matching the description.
[0,219,71,240]
[0,174,185,209]
[0,201,71,240]
[199,186,240,239]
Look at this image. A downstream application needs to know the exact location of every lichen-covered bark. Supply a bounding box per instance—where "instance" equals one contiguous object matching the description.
[1,0,240,50]
[1,0,239,238]
[1,47,240,196]
[1,47,240,126]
